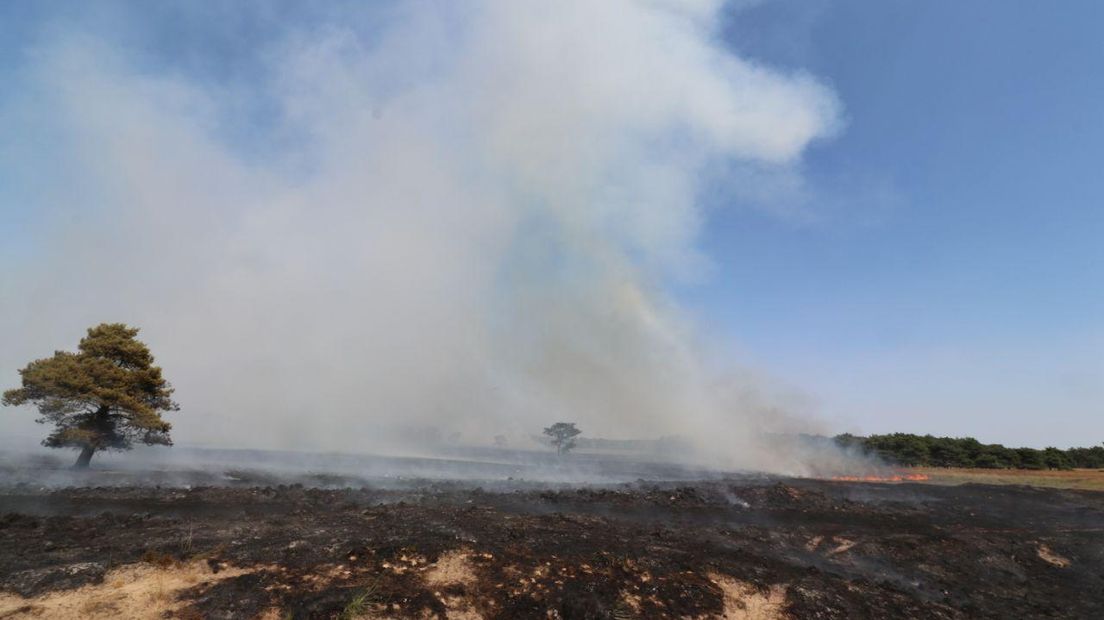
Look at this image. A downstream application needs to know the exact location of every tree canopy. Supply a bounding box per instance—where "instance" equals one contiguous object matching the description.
[2,323,179,468]
[543,422,582,455]
[835,433,1104,470]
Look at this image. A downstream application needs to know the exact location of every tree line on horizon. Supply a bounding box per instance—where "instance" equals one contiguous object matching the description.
[834,432,1104,470]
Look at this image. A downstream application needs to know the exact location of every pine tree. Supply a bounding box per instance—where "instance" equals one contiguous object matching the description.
[3,323,179,468]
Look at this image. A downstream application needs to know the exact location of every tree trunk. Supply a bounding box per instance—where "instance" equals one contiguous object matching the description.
[74,446,95,469]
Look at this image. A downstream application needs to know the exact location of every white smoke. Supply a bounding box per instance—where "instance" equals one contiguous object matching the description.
[0,1,840,472]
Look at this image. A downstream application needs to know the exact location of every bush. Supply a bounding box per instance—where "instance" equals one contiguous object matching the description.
[834,433,1098,471]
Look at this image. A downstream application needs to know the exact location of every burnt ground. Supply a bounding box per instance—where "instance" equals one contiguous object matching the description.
[1,475,1103,619]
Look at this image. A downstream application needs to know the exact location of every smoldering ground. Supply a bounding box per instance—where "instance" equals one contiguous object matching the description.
[0,432,888,495]
[2,477,1102,619]
[0,1,844,475]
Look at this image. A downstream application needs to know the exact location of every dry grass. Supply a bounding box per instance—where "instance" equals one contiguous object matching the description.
[0,561,252,619]
[911,468,1104,491]
[424,550,477,588]
[338,584,381,620]
[422,550,481,620]
[707,574,788,620]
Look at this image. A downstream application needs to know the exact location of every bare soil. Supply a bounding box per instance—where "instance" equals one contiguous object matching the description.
[1,477,1102,619]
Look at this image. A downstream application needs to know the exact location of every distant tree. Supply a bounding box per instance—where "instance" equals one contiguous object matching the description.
[543,422,582,455]
[929,438,969,467]
[1042,447,1071,470]
[2,323,179,468]
[833,433,863,450]
[972,452,1001,469]
[957,437,984,465]
[1067,446,1104,469]
[834,433,1102,471]
[1016,448,1046,470]
[897,435,931,466]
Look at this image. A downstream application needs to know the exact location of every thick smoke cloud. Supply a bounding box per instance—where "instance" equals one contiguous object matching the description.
[1,1,839,472]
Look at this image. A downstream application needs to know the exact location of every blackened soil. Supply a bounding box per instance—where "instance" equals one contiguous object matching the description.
[1,479,1102,619]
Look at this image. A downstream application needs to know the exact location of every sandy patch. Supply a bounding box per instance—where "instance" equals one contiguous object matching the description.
[422,550,481,619]
[425,550,477,588]
[1037,544,1071,568]
[0,561,252,619]
[826,537,856,556]
[708,574,788,620]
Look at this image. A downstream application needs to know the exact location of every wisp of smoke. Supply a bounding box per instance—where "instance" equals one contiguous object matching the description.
[0,1,842,475]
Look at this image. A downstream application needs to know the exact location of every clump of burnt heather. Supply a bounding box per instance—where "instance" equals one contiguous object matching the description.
[1,480,1103,619]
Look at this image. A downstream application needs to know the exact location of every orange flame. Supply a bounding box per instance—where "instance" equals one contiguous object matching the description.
[829,473,930,483]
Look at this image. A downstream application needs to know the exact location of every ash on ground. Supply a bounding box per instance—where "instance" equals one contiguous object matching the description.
[1,464,1102,619]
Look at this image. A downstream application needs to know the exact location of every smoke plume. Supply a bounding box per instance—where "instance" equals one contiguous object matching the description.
[0,1,840,473]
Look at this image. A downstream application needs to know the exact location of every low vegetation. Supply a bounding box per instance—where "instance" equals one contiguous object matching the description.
[835,432,1104,470]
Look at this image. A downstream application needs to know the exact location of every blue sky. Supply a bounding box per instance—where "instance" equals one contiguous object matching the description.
[695,0,1104,445]
[1,1,1101,449]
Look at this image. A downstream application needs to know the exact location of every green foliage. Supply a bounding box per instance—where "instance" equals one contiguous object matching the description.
[1016,448,1046,470]
[543,422,582,455]
[2,323,179,466]
[835,432,1104,470]
[340,580,382,619]
[1042,447,1070,470]
[1066,446,1104,468]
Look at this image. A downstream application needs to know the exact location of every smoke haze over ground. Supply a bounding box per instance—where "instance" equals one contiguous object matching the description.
[1,1,842,474]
